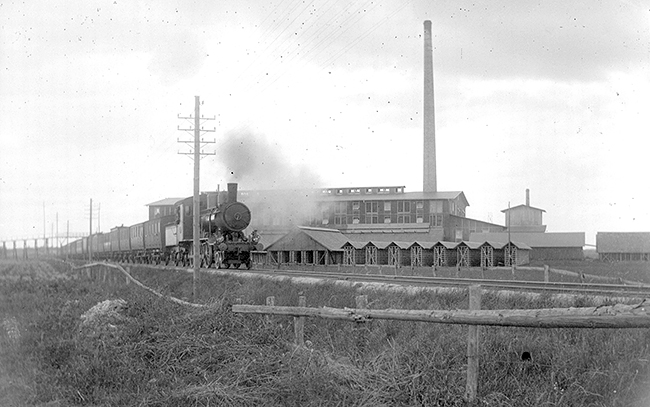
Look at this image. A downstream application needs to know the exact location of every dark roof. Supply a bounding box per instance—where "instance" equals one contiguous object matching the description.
[266,227,350,252]
[597,232,650,253]
[146,198,184,206]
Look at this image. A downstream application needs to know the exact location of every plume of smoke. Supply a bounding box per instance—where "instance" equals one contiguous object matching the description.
[217,129,323,190]
[217,129,325,230]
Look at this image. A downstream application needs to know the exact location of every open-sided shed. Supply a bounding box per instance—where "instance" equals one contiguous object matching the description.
[265,226,349,265]
[432,241,459,267]
[456,241,483,267]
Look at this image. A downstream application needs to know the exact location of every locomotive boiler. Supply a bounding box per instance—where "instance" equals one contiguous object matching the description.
[199,183,261,269]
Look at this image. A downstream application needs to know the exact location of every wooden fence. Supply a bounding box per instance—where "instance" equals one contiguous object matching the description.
[232,286,650,402]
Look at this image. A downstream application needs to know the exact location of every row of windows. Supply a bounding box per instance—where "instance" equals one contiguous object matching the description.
[323,187,405,195]
[326,200,440,215]
[326,213,444,226]
[130,222,161,238]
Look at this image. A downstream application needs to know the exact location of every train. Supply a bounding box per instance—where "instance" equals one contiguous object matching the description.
[63,183,262,269]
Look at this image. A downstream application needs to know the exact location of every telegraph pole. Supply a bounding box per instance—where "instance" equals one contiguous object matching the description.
[89,198,93,262]
[178,96,215,301]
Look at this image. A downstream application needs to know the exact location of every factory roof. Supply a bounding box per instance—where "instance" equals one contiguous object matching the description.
[469,232,584,248]
[597,232,650,253]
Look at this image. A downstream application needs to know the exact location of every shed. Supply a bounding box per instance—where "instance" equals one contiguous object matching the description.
[432,241,459,267]
[456,241,483,268]
[596,232,650,262]
[409,241,438,267]
[265,226,350,265]
[469,232,584,260]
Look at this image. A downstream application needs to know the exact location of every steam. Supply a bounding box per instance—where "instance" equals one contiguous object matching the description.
[217,129,325,229]
[217,129,323,190]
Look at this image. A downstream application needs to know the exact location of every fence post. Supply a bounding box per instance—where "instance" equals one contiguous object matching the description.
[355,295,369,359]
[544,265,550,283]
[294,295,306,347]
[466,285,481,403]
[265,296,275,324]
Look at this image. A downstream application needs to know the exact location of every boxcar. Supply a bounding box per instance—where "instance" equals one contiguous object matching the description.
[144,214,175,263]
[130,222,145,252]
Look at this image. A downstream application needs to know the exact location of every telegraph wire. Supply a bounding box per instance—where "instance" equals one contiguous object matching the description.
[250,0,379,94]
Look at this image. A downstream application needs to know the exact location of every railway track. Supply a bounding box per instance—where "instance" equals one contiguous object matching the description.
[100,262,650,298]
[245,267,650,298]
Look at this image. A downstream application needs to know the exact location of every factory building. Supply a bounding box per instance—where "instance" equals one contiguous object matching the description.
[242,186,506,250]
[597,232,650,262]
[470,189,585,260]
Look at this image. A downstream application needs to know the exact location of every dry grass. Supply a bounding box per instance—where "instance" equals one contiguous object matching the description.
[1,259,650,406]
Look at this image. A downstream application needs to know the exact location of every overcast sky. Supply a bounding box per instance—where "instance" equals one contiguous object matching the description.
[1,0,649,246]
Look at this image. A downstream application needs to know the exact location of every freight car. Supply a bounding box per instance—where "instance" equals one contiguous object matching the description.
[62,183,261,269]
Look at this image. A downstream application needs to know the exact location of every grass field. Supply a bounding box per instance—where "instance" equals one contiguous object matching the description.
[1,259,650,406]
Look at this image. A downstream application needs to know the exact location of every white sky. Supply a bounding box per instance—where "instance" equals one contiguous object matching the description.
[1,0,649,246]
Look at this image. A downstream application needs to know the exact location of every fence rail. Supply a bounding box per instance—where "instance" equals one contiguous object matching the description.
[232,287,650,402]
[232,300,650,328]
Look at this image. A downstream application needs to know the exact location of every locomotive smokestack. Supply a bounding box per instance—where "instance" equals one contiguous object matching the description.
[423,20,437,193]
[227,183,238,204]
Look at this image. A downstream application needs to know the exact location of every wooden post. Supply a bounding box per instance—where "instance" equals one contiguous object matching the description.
[355,295,369,358]
[294,295,306,347]
[544,265,550,283]
[265,296,275,323]
[466,285,482,402]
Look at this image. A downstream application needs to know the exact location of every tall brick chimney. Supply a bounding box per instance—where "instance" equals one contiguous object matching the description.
[423,20,437,193]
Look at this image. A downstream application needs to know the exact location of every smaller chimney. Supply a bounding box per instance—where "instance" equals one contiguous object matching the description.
[526,189,530,206]
[227,183,238,204]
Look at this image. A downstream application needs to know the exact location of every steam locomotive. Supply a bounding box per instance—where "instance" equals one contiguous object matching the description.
[63,183,262,269]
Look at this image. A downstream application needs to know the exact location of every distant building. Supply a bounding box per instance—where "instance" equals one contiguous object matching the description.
[470,189,584,260]
[501,189,546,232]
[597,232,650,262]
[241,186,505,246]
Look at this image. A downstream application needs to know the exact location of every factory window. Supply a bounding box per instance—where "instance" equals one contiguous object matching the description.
[430,214,443,227]
[384,216,391,224]
[378,188,389,194]
[397,201,411,213]
[397,214,411,223]
[366,188,373,194]
[154,207,160,216]
[336,189,343,195]
[366,215,379,224]
[322,189,331,195]
[416,201,424,224]
[321,206,330,225]
[352,201,360,211]
[383,201,391,212]
[333,203,346,225]
[352,216,360,224]
[397,187,404,193]
[365,202,378,224]
[350,188,360,194]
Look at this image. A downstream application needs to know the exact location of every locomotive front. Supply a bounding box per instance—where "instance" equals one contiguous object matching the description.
[201,183,261,269]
